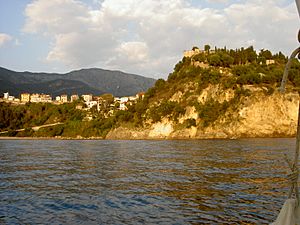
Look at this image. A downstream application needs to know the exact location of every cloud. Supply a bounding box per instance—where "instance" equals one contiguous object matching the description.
[23,0,90,35]
[206,0,230,3]
[0,33,13,47]
[223,0,298,52]
[23,0,299,78]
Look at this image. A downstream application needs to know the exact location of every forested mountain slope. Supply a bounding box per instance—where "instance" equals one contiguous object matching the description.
[0,67,156,97]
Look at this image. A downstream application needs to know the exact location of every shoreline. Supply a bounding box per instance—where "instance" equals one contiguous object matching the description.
[0,136,104,140]
[0,136,295,141]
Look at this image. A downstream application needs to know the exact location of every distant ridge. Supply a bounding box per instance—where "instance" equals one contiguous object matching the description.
[0,67,156,97]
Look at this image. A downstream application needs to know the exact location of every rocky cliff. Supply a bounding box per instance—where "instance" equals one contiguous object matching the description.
[106,86,299,139]
[105,46,300,140]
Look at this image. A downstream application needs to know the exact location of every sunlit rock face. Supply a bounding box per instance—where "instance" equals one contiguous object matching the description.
[107,86,299,140]
[195,88,298,139]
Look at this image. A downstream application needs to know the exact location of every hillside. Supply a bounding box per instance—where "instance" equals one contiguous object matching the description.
[0,67,156,97]
[106,46,300,139]
[1,46,300,139]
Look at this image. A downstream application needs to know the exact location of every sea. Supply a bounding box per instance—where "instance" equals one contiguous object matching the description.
[0,138,296,224]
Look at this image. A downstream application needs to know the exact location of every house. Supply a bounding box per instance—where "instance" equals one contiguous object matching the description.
[183,48,215,58]
[266,59,275,65]
[260,59,276,65]
[113,94,142,110]
[30,94,41,103]
[21,93,30,102]
[61,95,68,103]
[128,96,138,101]
[183,48,202,58]
[40,94,52,103]
[82,94,93,102]
[71,94,79,102]
[8,95,15,101]
[3,92,9,99]
[120,97,129,103]
[114,97,121,103]
[27,93,52,103]
[55,96,61,102]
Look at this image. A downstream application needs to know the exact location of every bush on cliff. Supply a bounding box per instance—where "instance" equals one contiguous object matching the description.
[148,100,185,123]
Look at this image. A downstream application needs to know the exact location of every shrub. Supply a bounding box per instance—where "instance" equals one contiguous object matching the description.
[208,54,221,67]
[154,79,166,90]
[184,118,196,128]
[148,101,185,122]
[194,98,232,127]
[115,110,134,123]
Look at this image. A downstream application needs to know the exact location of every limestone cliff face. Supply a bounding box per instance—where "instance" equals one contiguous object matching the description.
[194,90,298,139]
[228,91,298,137]
[106,86,299,139]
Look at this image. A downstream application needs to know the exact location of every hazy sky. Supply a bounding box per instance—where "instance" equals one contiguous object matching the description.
[0,0,299,78]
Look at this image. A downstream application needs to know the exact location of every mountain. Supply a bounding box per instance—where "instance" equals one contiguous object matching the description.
[0,67,156,97]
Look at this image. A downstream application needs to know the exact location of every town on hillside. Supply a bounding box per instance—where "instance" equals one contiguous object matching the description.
[0,91,145,113]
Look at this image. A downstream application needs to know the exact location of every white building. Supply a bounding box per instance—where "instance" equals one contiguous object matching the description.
[61,95,68,103]
[3,92,9,99]
[114,97,121,102]
[30,94,41,103]
[8,96,15,101]
[128,96,138,101]
[21,93,30,102]
[55,96,61,102]
[86,100,98,109]
[82,94,93,102]
[119,102,127,110]
[120,97,129,103]
[40,94,52,103]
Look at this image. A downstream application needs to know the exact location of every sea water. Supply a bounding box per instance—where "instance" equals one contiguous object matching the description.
[0,139,295,224]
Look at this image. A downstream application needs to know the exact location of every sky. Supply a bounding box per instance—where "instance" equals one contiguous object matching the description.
[0,0,299,79]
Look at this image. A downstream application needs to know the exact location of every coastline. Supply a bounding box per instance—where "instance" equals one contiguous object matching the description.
[0,136,104,140]
[0,135,295,141]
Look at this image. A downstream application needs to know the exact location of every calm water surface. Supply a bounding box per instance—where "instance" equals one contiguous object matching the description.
[0,139,296,224]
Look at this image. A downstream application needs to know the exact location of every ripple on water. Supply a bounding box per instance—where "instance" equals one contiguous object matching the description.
[0,138,296,224]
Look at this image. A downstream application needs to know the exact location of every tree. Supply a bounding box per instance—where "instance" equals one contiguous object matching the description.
[246,46,257,63]
[155,79,166,90]
[204,44,211,53]
[193,53,206,62]
[208,54,221,66]
[259,49,272,60]
[219,53,234,67]
[274,51,287,64]
[101,93,114,105]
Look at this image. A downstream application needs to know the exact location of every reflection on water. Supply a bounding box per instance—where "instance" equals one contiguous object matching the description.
[0,139,296,224]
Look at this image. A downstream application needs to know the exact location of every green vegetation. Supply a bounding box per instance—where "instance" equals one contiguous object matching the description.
[142,45,298,128]
[0,94,147,138]
[1,45,299,137]
[0,102,82,131]
[148,100,185,122]
[191,87,250,127]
